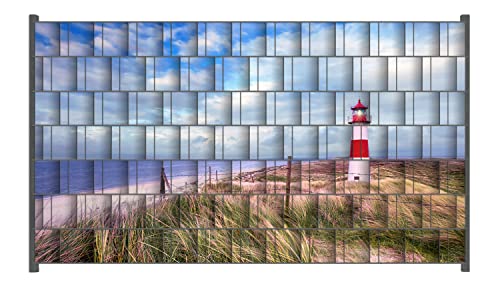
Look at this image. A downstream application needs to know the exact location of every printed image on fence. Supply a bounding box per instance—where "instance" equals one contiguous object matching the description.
[31,18,468,265]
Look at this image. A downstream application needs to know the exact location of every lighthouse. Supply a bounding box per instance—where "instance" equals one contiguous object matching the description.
[348,99,370,182]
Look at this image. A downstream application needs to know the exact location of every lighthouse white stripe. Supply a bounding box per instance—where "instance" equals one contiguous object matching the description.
[352,125,368,140]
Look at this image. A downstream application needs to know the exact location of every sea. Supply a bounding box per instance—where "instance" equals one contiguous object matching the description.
[34,160,287,198]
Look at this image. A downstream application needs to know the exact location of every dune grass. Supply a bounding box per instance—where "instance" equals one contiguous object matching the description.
[34,160,465,264]
[35,193,464,263]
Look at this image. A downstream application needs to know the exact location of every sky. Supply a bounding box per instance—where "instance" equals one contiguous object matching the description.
[36,21,465,58]
[35,89,465,160]
[35,22,466,93]
[35,22,466,163]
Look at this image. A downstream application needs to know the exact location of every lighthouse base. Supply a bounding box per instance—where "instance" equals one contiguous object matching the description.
[348,160,370,182]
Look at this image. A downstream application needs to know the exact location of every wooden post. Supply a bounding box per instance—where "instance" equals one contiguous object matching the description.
[285,155,292,214]
[160,168,165,194]
[216,170,218,182]
[209,166,212,186]
[160,167,171,194]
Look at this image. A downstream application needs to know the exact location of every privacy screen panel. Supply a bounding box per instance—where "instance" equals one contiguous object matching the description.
[29,15,469,271]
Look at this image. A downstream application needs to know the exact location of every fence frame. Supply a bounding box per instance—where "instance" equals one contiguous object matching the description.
[29,15,470,272]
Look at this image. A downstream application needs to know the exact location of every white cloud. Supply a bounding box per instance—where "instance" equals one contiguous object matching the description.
[258,58,283,90]
[189,64,214,90]
[327,58,352,90]
[189,127,215,159]
[102,24,128,55]
[396,57,422,91]
[119,58,145,91]
[153,70,179,90]
[448,23,465,56]
[51,58,77,90]
[293,57,318,90]
[206,93,231,124]
[172,24,197,55]
[431,57,457,91]
[292,126,318,159]
[379,23,405,56]
[35,23,59,55]
[344,23,369,56]
[310,24,335,56]
[361,57,387,91]
[86,58,112,91]
[413,23,439,56]
[242,36,266,56]
[258,126,283,159]
[206,28,231,55]
[275,31,300,56]
[223,126,249,159]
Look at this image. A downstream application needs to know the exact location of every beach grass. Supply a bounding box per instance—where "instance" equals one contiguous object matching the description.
[34,160,465,264]
[35,194,464,263]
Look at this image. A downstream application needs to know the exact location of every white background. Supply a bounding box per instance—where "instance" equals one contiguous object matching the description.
[0,0,498,293]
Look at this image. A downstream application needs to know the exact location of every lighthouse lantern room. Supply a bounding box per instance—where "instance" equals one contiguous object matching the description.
[348,99,371,182]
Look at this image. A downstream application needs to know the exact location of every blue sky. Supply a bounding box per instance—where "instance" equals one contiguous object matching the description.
[293,126,319,159]
[241,93,265,124]
[120,58,145,90]
[36,94,465,161]
[34,22,466,162]
[102,93,128,125]
[414,23,439,56]
[310,23,335,56]
[379,23,405,56]
[51,58,77,90]
[137,93,163,124]
[67,23,94,56]
[293,58,318,91]
[223,127,249,159]
[86,58,111,90]
[35,23,60,56]
[361,57,387,90]
[155,127,180,159]
[154,58,179,90]
[190,126,215,159]
[310,93,335,125]
[205,23,231,56]
[120,127,145,159]
[189,57,215,90]
[172,92,197,124]
[206,92,231,124]
[327,58,352,90]
[51,126,77,159]
[36,22,465,93]
[259,126,284,159]
[102,23,128,56]
[241,23,266,56]
[275,23,301,56]
[69,92,93,124]
[85,126,111,159]
[172,23,197,56]
[36,90,465,160]
[344,23,369,56]
[35,93,60,124]
[276,92,300,124]
[257,57,283,90]
[224,58,249,90]
[397,58,421,90]
[83,23,130,56]
[36,22,466,58]
[137,23,163,56]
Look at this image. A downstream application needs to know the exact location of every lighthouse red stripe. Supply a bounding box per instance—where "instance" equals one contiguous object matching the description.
[350,140,369,158]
